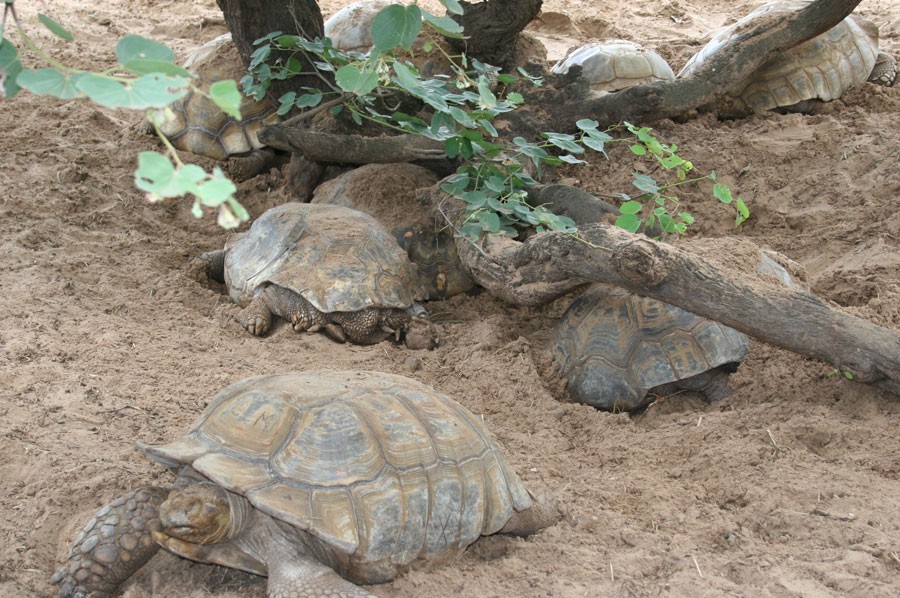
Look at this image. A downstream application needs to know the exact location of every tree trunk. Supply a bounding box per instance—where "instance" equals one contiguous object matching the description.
[216,0,325,103]
[447,0,543,67]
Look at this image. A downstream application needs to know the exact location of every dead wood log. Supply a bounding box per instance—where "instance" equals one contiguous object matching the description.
[257,128,446,164]
[513,0,865,132]
[420,187,900,396]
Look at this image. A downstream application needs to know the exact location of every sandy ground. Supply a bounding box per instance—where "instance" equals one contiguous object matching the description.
[2,0,900,596]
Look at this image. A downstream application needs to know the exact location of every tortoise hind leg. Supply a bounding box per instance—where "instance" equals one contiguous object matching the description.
[869,51,897,87]
[227,148,277,182]
[51,487,168,597]
[499,487,561,537]
[201,249,226,284]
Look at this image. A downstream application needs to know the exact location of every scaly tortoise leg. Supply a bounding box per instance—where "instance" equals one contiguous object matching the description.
[236,285,325,337]
[51,487,168,598]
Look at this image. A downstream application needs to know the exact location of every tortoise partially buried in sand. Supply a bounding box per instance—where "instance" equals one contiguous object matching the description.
[550,39,676,95]
[52,370,560,598]
[678,1,897,114]
[311,163,476,300]
[553,284,750,412]
[205,202,437,349]
[148,33,280,181]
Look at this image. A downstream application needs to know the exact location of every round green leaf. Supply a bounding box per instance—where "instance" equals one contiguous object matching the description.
[115,35,174,66]
[210,79,242,119]
[17,68,83,99]
[371,4,422,51]
[335,64,378,95]
[121,58,191,77]
[129,74,190,108]
[74,73,131,108]
[0,38,23,98]
[619,200,643,215]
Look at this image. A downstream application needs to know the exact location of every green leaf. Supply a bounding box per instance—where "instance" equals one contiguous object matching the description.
[615,213,641,233]
[559,154,586,164]
[422,12,464,38]
[629,143,647,156]
[210,79,242,119]
[115,35,174,66]
[506,91,524,104]
[439,0,464,15]
[17,68,84,99]
[0,38,23,98]
[37,14,74,42]
[576,118,599,132]
[129,73,190,108]
[371,4,422,51]
[476,75,497,109]
[74,73,130,108]
[296,91,322,108]
[632,173,660,195]
[478,210,501,233]
[196,173,238,205]
[582,136,608,155]
[678,212,696,225]
[335,64,378,95]
[121,58,191,77]
[135,151,178,198]
[444,136,461,159]
[619,200,643,215]
[713,182,733,204]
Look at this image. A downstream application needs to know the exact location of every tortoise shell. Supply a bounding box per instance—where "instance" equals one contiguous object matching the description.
[550,39,675,94]
[678,1,883,112]
[553,284,750,411]
[311,163,475,299]
[223,202,424,313]
[142,370,533,580]
[324,0,392,53]
[155,33,279,160]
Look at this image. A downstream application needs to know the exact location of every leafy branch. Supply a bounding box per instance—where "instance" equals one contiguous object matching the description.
[248,0,748,240]
[0,5,248,227]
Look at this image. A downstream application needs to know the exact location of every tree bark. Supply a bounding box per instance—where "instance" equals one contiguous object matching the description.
[216,0,325,103]
[447,0,543,67]
[258,128,447,163]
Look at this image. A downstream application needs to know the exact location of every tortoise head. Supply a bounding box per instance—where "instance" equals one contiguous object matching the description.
[156,482,252,545]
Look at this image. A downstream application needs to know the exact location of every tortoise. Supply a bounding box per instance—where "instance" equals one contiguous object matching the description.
[678,1,897,114]
[550,39,675,94]
[553,284,750,412]
[324,0,392,53]
[148,33,280,181]
[311,163,476,300]
[52,370,560,597]
[204,202,437,349]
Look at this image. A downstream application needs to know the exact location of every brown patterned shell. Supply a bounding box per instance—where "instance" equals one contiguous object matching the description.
[142,370,532,576]
[223,202,424,312]
[678,1,880,111]
[155,33,279,160]
[550,39,675,94]
[553,285,750,411]
[311,164,475,300]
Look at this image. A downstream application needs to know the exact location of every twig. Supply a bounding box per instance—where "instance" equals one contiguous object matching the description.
[766,429,787,457]
[692,554,704,578]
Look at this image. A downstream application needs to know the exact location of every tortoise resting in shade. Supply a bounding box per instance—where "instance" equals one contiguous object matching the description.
[52,371,560,598]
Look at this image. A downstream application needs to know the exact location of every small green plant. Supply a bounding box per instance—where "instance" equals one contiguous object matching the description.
[247,2,747,240]
[1,5,248,227]
[613,122,750,236]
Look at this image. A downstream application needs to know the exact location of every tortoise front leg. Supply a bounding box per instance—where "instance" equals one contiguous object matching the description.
[237,285,327,337]
[51,487,168,597]
[267,557,376,598]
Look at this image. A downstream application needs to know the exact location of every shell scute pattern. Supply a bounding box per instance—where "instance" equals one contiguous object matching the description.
[553,285,750,410]
[143,371,530,569]
[157,33,278,160]
[551,39,675,94]
[678,1,883,112]
[224,203,423,313]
